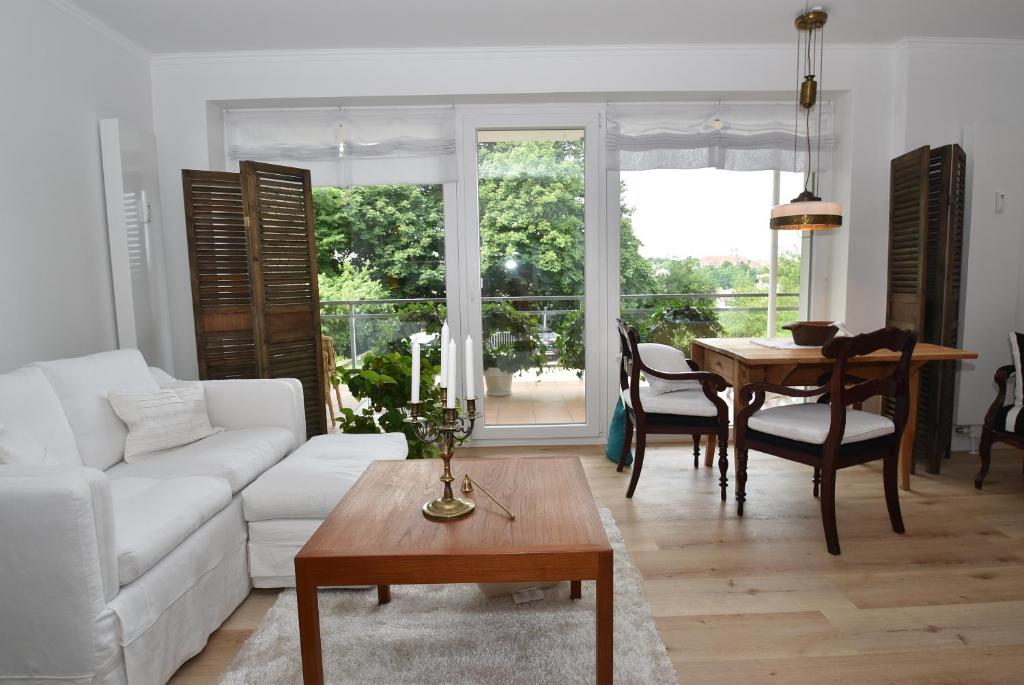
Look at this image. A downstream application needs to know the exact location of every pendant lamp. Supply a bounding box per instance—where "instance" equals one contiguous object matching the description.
[770,7,842,231]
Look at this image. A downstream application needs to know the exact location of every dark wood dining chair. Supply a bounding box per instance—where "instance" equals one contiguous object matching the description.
[976,362,1024,488]
[734,327,917,555]
[616,319,730,500]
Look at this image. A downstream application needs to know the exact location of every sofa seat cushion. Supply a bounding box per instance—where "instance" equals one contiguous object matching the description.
[242,433,408,522]
[621,386,718,417]
[106,427,292,494]
[110,476,231,585]
[747,403,895,445]
[0,365,82,466]
[35,350,158,470]
[108,497,245,650]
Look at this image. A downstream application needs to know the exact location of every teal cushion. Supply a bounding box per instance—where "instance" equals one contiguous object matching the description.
[605,397,633,466]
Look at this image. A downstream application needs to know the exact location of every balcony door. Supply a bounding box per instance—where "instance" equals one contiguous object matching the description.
[459,109,603,440]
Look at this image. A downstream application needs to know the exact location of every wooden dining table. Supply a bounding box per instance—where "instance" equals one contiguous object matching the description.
[690,337,978,490]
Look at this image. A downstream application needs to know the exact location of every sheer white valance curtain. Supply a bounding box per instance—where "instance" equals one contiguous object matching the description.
[338,107,456,186]
[224,109,344,186]
[606,102,834,173]
[223,106,457,187]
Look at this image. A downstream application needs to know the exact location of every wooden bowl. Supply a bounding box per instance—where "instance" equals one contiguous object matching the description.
[783,321,838,346]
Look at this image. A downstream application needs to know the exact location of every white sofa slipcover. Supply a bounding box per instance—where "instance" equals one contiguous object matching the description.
[242,432,408,587]
[0,349,305,685]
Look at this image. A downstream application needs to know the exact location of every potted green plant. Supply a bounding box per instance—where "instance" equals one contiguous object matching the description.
[481,302,545,397]
[333,343,442,458]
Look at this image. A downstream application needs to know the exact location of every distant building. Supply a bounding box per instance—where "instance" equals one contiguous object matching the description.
[700,249,768,270]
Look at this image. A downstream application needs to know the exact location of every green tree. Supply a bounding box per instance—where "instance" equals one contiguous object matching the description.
[477,140,585,298]
[656,257,718,296]
[312,185,446,298]
[317,263,387,302]
[619,191,656,295]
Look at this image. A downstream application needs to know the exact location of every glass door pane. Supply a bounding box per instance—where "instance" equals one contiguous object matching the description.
[476,129,586,426]
[313,183,448,413]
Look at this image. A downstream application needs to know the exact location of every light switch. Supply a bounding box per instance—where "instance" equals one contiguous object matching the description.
[995,191,1006,213]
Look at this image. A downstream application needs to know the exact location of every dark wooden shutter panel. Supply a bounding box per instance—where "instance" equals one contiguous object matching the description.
[920,144,967,466]
[884,144,966,473]
[885,146,930,333]
[182,170,259,379]
[240,161,327,438]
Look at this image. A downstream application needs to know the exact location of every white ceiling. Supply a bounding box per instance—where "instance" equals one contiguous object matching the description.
[67,0,1024,54]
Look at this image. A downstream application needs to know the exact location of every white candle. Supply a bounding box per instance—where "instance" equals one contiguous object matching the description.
[411,341,420,404]
[464,335,475,398]
[446,339,457,408]
[439,320,449,386]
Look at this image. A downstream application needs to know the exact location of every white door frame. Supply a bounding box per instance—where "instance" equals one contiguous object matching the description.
[456,104,607,442]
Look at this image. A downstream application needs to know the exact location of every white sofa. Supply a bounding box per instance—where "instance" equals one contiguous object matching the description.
[0,349,306,685]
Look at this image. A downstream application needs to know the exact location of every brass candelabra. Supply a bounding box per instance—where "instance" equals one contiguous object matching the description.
[406,395,479,521]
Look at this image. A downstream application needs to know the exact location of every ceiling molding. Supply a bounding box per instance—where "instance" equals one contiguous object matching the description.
[48,0,150,60]
[151,41,892,68]
[898,35,1024,51]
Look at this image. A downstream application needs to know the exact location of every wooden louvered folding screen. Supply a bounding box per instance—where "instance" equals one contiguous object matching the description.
[885,144,966,473]
[240,162,326,438]
[183,163,327,438]
[182,171,259,380]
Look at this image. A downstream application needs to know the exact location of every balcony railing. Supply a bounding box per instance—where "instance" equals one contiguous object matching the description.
[320,292,798,368]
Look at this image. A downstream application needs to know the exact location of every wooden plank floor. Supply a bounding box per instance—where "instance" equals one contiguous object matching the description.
[170,444,1024,684]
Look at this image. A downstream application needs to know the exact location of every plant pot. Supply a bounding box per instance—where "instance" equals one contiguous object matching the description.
[484,367,514,397]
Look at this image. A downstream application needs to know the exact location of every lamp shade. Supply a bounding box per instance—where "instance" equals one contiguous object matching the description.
[770,198,843,231]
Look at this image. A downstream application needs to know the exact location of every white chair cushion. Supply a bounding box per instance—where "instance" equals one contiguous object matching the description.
[637,343,700,394]
[108,382,223,462]
[242,432,408,522]
[622,386,718,417]
[747,403,895,445]
[0,423,58,466]
[106,427,292,494]
[35,350,158,470]
[0,365,82,466]
[110,476,231,585]
[1005,331,1024,432]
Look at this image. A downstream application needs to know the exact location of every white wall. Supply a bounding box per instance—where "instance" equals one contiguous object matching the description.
[151,44,897,378]
[0,1,160,371]
[896,39,1024,428]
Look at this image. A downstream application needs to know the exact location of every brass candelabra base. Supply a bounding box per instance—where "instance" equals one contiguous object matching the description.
[407,398,478,522]
[422,494,475,520]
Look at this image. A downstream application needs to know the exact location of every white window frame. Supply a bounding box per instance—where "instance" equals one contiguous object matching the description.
[455,104,607,443]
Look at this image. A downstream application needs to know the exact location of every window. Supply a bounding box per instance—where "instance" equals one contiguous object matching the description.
[618,168,804,354]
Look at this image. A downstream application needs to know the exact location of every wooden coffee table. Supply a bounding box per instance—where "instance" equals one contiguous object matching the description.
[294,456,614,684]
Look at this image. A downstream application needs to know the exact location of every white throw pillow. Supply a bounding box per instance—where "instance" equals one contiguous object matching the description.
[108,382,223,463]
[638,343,700,394]
[0,423,59,466]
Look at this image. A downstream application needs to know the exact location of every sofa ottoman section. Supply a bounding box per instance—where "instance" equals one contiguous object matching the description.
[241,433,408,587]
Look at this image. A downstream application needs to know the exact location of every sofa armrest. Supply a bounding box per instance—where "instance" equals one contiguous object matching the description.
[202,378,306,450]
[0,466,119,680]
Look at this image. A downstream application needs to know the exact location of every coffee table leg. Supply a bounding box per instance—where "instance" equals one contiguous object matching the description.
[296,578,324,685]
[571,580,582,599]
[596,552,613,685]
[377,584,391,604]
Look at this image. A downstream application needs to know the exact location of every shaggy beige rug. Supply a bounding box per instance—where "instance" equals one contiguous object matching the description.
[220,509,678,684]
